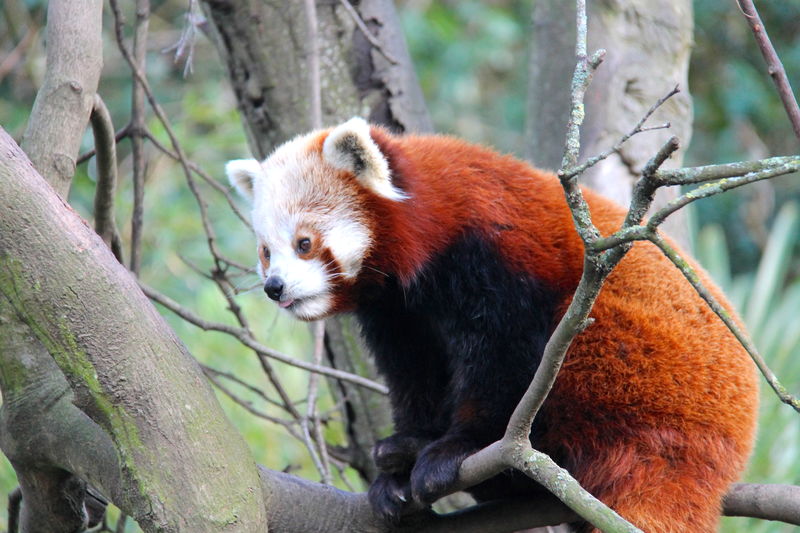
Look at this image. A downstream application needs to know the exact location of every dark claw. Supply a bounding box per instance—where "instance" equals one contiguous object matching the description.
[409,436,475,504]
[368,472,412,523]
[409,453,462,504]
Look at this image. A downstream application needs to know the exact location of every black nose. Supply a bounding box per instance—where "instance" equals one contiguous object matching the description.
[264,276,285,301]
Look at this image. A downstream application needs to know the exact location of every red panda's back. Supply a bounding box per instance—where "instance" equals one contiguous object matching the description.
[390,133,759,532]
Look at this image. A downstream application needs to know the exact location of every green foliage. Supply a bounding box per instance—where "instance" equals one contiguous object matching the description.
[399,0,531,152]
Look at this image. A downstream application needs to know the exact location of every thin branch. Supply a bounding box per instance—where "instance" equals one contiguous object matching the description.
[561,85,680,180]
[494,3,642,531]
[203,367,301,434]
[653,155,800,186]
[736,0,800,141]
[129,0,150,276]
[557,31,606,246]
[338,0,399,65]
[109,0,226,276]
[89,94,123,262]
[648,233,800,413]
[301,321,333,484]
[162,0,201,77]
[201,364,289,413]
[592,155,800,252]
[618,136,682,232]
[309,321,332,483]
[648,161,800,228]
[507,0,610,442]
[0,25,38,83]
[76,124,131,165]
[142,128,253,230]
[140,283,388,394]
[512,450,641,533]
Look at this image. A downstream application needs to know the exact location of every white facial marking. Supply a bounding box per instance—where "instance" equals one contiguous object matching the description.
[237,131,374,320]
[324,218,371,278]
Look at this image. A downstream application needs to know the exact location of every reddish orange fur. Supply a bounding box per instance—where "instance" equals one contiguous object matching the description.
[310,127,759,531]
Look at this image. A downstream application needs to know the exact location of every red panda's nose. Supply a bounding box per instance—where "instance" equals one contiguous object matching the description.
[264,276,285,301]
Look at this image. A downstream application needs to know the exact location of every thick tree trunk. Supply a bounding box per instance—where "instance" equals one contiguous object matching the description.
[0,130,269,532]
[201,0,431,159]
[527,0,694,246]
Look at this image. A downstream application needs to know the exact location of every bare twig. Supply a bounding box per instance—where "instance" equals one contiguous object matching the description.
[142,128,253,230]
[509,0,611,441]
[203,367,301,434]
[109,0,227,276]
[736,0,800,142]
[653,155,800,186]
[649,234,800,413]
[162,0,202,77]
[488,3,643,531]
[89,94,123,262]
[76,124,131,165]
[201,364,290,413]
[648,160,800,228]
[561,86,680,180]
[140,283,388,394]
[301,321,333,483]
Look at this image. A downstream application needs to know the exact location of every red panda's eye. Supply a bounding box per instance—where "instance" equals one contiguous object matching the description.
[262,246,270,260]
[297,238,312,255]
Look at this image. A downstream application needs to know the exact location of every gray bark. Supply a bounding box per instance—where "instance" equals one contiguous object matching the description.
[2,1,110,530]
[201,0,431,159]
[527,0,694,246]
[19,0,103,199]
[0,130,268,531]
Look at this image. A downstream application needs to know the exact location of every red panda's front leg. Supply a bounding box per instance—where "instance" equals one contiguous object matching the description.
[364,234,558,513]
[408,430,483,504]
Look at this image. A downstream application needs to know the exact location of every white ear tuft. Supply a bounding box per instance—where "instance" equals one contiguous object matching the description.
[322,117,407,201]
[225,159,263,201]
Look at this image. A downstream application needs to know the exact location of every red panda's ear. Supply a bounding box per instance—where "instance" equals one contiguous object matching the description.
[225,159,263,202]
[322,117,407,201]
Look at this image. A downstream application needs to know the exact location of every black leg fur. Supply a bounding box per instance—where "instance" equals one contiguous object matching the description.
[357,231,559,519]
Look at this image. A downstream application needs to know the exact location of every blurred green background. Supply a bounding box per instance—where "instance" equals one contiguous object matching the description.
[1,0,798,531]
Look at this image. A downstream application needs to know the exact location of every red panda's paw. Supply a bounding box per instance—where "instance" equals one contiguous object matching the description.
[373,433,432,474]
[409,436,476,504]
[368,472,413,523]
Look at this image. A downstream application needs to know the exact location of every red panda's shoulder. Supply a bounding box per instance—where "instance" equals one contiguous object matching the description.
[366,129,623,289]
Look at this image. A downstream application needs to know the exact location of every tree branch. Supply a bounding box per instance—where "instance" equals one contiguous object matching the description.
[19,0,103,198]
[129,0,150,275]
[0,129,268,531]
[140,282,389,394]
[736,0,800,141]
[89,94,123,262]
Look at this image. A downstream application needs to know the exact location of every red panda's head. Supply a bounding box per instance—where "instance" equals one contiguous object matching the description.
[226,117,406,321]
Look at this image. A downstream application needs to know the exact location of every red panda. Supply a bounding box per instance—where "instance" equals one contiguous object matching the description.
[227,117,759,532]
